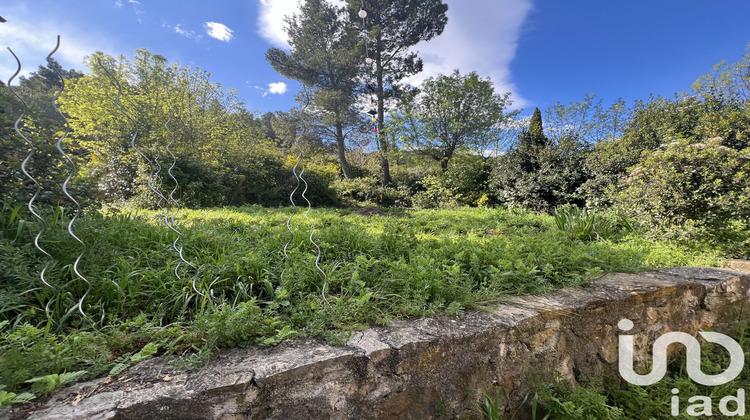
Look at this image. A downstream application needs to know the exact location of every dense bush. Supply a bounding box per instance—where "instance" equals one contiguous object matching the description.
[332,176,409,207]
[161,151,339,208]
[615,138,750,247]
[412,154,488,208]
[491,135,590,211]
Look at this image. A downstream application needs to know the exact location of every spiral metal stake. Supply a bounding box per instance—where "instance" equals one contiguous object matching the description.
[299,143,329,305]
[152,147,166,208]
[7,47,58,318]
[163,112,203,297]
[282,100,329,304]
[96,58,169,211]
[280,114,305,286]
[282,107,305,261]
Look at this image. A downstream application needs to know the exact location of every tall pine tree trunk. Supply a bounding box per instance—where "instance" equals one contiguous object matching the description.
[376,49,391,186]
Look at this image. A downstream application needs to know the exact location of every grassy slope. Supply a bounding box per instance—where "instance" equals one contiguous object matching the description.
[0,205,723,402]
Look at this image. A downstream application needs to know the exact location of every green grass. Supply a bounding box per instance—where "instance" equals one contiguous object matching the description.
[0,203,725,404]
[516,325,750,419]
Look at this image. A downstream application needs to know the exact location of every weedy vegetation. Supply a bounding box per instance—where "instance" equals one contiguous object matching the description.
[0,203,726,405]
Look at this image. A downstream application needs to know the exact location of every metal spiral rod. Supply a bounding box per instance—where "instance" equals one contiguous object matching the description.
[281,101,329,304]
[152,147,166,208]
[6,47,58,317]
[163,113,203,297]
[299,143,329,305]
[281,105,307,285]
[96,58,169,210]
[98,59,204,298]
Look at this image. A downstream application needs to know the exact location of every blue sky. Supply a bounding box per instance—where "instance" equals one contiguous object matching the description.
[1,0,749,117]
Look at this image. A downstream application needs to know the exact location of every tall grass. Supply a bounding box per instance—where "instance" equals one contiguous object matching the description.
[0,203,724,403]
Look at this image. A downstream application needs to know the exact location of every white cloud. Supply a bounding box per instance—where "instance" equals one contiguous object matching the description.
[174,24,199,39]
[402,0,533,109]
[257,0,298,48]
[257,0,347,48]
[204,22,234,42]
[163,23,201,40]
[264,82,288,96]
[0,7,114,81]
[257,0,533,108]
[115,0,144,20]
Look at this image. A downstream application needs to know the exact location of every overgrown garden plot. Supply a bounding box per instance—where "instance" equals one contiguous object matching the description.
[0,204,724,404]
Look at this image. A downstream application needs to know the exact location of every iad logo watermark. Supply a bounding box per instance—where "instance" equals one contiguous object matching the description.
[617,319,745,417]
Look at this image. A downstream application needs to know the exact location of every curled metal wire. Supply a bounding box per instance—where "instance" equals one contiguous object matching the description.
[299,144,329,304]
[282,100,329,304]
[97,59,204,299]
[49,38,96,319]
[163,112,203,297]
[152,147,165,208]
[7,46,57,317]
[95,58,168,208]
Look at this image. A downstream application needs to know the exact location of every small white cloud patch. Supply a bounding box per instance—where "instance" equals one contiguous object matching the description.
[164,23,201,39]
[263,82,287,97]
[268,82,287,94]
[204,22,234,42]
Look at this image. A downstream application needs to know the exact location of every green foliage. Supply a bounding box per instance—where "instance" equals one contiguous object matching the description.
[552,206,633,242]
[491,133,591,211]
[533,324,750,419]
[344,0,449,185]
[476,388,503,420]
[195,299,298,348]
[615,138,750,253]
[0,205,724,400]
[392,70,517,169]
[0,387,35,408]
[545,94,630,144]
[0,322,108,397]
[1,66,91,207]
[58,48,282,208]
[108,342,159,376]
[266,0,363,178]
[332,176,408,207]
[411,154,488,208]
[691,44,750,150]
[25,371,88,397]
[535,377,624,419]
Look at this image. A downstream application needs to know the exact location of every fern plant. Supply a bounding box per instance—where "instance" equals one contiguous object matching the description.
[24,371,88,397]
[0,386,35,408]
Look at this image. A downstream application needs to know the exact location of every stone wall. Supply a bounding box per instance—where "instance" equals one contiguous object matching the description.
[14,267,750,420]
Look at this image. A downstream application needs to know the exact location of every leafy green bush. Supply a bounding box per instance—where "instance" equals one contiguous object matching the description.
[491,136,591,211]
[412,154,488,208]
[615,138,750,248]
[331,176,407,207]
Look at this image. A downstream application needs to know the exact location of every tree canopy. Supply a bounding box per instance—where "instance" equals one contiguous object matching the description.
[392,70,515,169]
[266,0,364,178]
[345,0,449,185]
